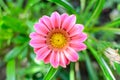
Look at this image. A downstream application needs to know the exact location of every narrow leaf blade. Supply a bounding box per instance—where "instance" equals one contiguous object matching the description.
[48,0,76,14]
[6,59,16,80]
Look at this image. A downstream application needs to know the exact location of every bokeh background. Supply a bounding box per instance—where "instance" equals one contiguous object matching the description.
[0,0,120,80]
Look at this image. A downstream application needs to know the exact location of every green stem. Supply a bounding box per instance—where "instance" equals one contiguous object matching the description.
[43,66,58,80]
[70,63,75,80]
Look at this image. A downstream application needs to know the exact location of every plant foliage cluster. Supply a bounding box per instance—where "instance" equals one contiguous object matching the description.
[0,0,120,80]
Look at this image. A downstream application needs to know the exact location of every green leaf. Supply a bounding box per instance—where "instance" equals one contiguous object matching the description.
[18,66,45,76]
[103,18,120,27]
[4,43,28,62]
[114,62,120,74]
[16,0,24,8]
[85,0,105,27]
[87,41,115,80]
[84,0,96,16]
[18,46,28,59]
[0,0,10,13]
[12,35,29,44]
[0,6,2,17]
[26,20,35,33]
[80,0,86,12]
[6,59,16,80]
[92,27,120,35]
[2,16,27,34]
[0,27,13,40]
[101,58,116,80]
[48,0,76,14]
[83,51,98,80]
[25,0,40,11]
[43,66,58,80]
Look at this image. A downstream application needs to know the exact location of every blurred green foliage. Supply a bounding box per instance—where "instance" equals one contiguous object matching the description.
[0,0,120,80]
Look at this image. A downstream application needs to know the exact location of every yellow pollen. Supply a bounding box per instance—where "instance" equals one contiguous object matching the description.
[50,33,67,48]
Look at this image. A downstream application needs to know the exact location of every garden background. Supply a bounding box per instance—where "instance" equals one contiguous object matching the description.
[0,0,120,80]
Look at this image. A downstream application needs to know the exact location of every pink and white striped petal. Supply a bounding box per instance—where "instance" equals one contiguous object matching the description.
[61,13,69,27]
[34,23,49,36]
[50,51,60,68]
[59,52,67,68]
[40,16,53,30]
[70,43,87,51]
[62,15,76,32]
[69,24,84,37]
[36,47,51,60]
[29,32,46,40]
[70,33,87,43]
[51,12,61,29]
[64,47,79,62]
[44,52,52,64]
[29,39,46,48]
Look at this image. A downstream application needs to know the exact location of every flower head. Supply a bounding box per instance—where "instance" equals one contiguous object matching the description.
[29,12,87,68]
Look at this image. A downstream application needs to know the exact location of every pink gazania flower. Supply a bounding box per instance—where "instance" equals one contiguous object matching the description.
[29,12,87,68]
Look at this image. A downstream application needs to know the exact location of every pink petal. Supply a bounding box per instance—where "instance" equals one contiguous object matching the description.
[40,16,53,30]
[69,24,84,37]
[62,15,76,32]
[59,52,67,68]
[50,12,61,29]
[70,43,87,51]
[29,39,46,48]
[36,47,51,60]
[34,48,40,53]
[70,33,87,43]
[34,23,49,36]
[64,47,79,62]
[34,46,47,54]
[29,32,46,40]
[44,53,52,64]
[66,59,70,65]
[50,51,60,68]
[61,13,69,27]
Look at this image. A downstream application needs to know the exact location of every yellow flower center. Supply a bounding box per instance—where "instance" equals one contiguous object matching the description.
[46,29,69,50]
[50,33,67,48]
